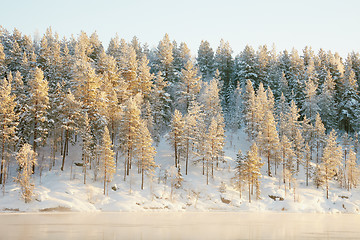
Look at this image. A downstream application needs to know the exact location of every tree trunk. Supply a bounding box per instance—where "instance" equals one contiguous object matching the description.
[61,130,68,171]
[0,134,5,185]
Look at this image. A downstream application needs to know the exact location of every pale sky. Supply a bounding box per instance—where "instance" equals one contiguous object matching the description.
[1,0,359,57]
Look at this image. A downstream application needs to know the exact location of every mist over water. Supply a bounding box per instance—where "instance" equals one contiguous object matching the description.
[0,212,359,240]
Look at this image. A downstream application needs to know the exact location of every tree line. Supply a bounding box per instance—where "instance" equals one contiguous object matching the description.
[0,26,359,203]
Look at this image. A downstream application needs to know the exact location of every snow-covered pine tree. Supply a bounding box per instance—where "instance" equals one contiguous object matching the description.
[276,93,289,138]
[136,120,156,190]
[346,147,359,190]
[243,80,257,141]
[155,34,174,83]
[200,75,222,127]
[168,109,185,168]
[320,129,343,199]
[214,39,233,105]
[100,126,115,195]
[319,70,337,130]
[257,110,280,177]
[337,68,360,133]
[286,100,301,141]
[197,40,214,80]
[26,67,49,165]
[177,60,201,113]
[205,116,225,184]
[293,128,305,172]
[314,113,326,164]
[232,150,247,198]
[244,142,263,203]
[302,76,319,123]
[59,90,82,171]
[304,143,311,186]
[80,113,93,184]
[183,101,204,175]
[118,41,138,96]
[119,96,142,179]
[233,45,257,88]
[14,143,37,203]
[0,77,17,185]
[136,54,154,100]
[279,134,296,195]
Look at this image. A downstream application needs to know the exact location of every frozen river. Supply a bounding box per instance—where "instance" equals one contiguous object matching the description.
[0,212,359,239]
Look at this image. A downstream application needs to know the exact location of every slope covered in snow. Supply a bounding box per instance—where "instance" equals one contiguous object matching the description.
[1,129,359,213]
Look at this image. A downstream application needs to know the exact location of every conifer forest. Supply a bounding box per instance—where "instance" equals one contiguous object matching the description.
[1,26,360,210]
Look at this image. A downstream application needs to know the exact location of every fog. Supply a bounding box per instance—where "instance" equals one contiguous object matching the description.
[0,212,359,240]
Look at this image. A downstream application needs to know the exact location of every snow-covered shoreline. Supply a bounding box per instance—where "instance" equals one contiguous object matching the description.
[1,130,359,214]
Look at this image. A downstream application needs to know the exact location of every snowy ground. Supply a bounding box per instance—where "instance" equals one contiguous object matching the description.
[1,130,360,213]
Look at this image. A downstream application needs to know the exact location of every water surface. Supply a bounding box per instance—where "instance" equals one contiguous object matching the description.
[0,212,359,239]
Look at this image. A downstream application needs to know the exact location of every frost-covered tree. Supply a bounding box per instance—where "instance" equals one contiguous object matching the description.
[257,110,280,176]
[302,77,319,123]
[100,126,115,195]
[337,68,360,133]
[154,34,174,83]
[150,72,171,142]
[200,75,222,126]
[60,90,82,171]
[214,39,233,104]
[15,144,37,203]
[346,147,360,190]
[177,60,201,112]
[279,135,296,194]
[319,70,337,130]
[232,150,247,198]
[0,78,17,185]
[314,113,326,163]
[26,68,49,160]
[320,129,343,199]
[244,143,263,203]
[168,109,184,168]
[197,40,214,80]
[136,120,156,190]
[119,96,142,179]
[243,80,257,141]
[205,116,225,184]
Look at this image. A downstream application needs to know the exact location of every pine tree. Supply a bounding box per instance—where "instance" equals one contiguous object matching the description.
[214,39,233,105]
[14,144,37,203]
[257,110,280,176]
[244,143,263,203]
[314,113,326,164]
[136,120,156,190]
[155,34,174,83]
[0,78,17,185]
[150,72,171,142]
[302,77,319,123]
[319,70,337,130]
[200,75,222,127]
[168,109,185,168]
[80,113,93,184]
[177,60,201,112]
[320,129,343,199]
[0,43,6,79]
[119,96,142,179]
[243,80,257,141]
[101,126,115,195]
[279,135,296,194]
[232,150,247,198]
[338,68,360,133]
[304,143,311,186]
[60,90,82,171]
[346,147,359,190]
[26,67,49,160]
[197,40,214,80]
